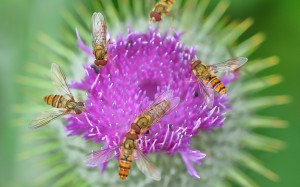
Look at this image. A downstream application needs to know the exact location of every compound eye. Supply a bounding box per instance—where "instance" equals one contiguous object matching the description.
[150,12,161,22]
[77,102,84,106]
[95,59,108,66]
[74,108,82,114]
[150,11,156,18]
[191,60,202,69]
[155,14,162,22]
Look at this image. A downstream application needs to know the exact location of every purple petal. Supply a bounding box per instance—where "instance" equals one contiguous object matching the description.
[180,149,206,179]
[100,162,108,174]
[76,28,94,57]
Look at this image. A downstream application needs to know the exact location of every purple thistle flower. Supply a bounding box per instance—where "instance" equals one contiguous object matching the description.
[67,28,232,178]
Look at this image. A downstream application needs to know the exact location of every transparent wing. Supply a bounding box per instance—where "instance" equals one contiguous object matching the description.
[149,97,180,125]
[92,12,107,48]
[135,149,161,181]
[85,146,119,167]
[51,63,73,98]
[143,90,180,124]
[145,90,174,111]
[29,108,66,129]
[198,79,214,109]
[208,57,248,73]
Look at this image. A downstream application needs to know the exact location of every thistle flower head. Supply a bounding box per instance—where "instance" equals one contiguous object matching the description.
[67,29,231,178]
[17,1,289,187]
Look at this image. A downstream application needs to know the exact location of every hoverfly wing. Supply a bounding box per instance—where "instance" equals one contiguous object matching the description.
[161,95,180,115]
[106,31,112,45]
[150,97,180,125]
[92,12,107,49]
[135,149,161,181]
[208,57,248,73]
[198,79,214,109]
[143,90,180,124]
[51,63,73,98]
[85,146,119,167]
[29,108,66,129]
[144,90,174,111]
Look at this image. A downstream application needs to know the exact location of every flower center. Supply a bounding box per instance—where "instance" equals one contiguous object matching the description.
[138,79,160,100]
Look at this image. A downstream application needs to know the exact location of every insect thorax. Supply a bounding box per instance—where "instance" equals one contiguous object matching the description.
[66,100,77,110]
[94,45,107,60]
[135,115,151,130]
[193,64,211,79]
[122,138,136,151]
[155,3,167,14]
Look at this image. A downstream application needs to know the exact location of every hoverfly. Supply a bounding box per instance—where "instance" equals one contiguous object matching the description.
[30,63,85,129]
[150,0,176,22]
[191,57,248,108]
[91,12,110,73]
[85,90,180,180]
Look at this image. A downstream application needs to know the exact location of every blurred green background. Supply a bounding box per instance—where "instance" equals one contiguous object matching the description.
[0,0,299,186]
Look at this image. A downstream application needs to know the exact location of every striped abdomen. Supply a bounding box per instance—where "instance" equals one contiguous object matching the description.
[191,60,227,95]
[161,0,176,8]
[44,95,67,108]
[206,75,227,94]
[146,100,171,124]
[119,148,133,180]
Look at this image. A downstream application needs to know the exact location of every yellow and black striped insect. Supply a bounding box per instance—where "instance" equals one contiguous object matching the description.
[30,63,85,128]
[91,12,110,73]
[191,57,248,108]
[150,0,176,22]
[85,90,180,180]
